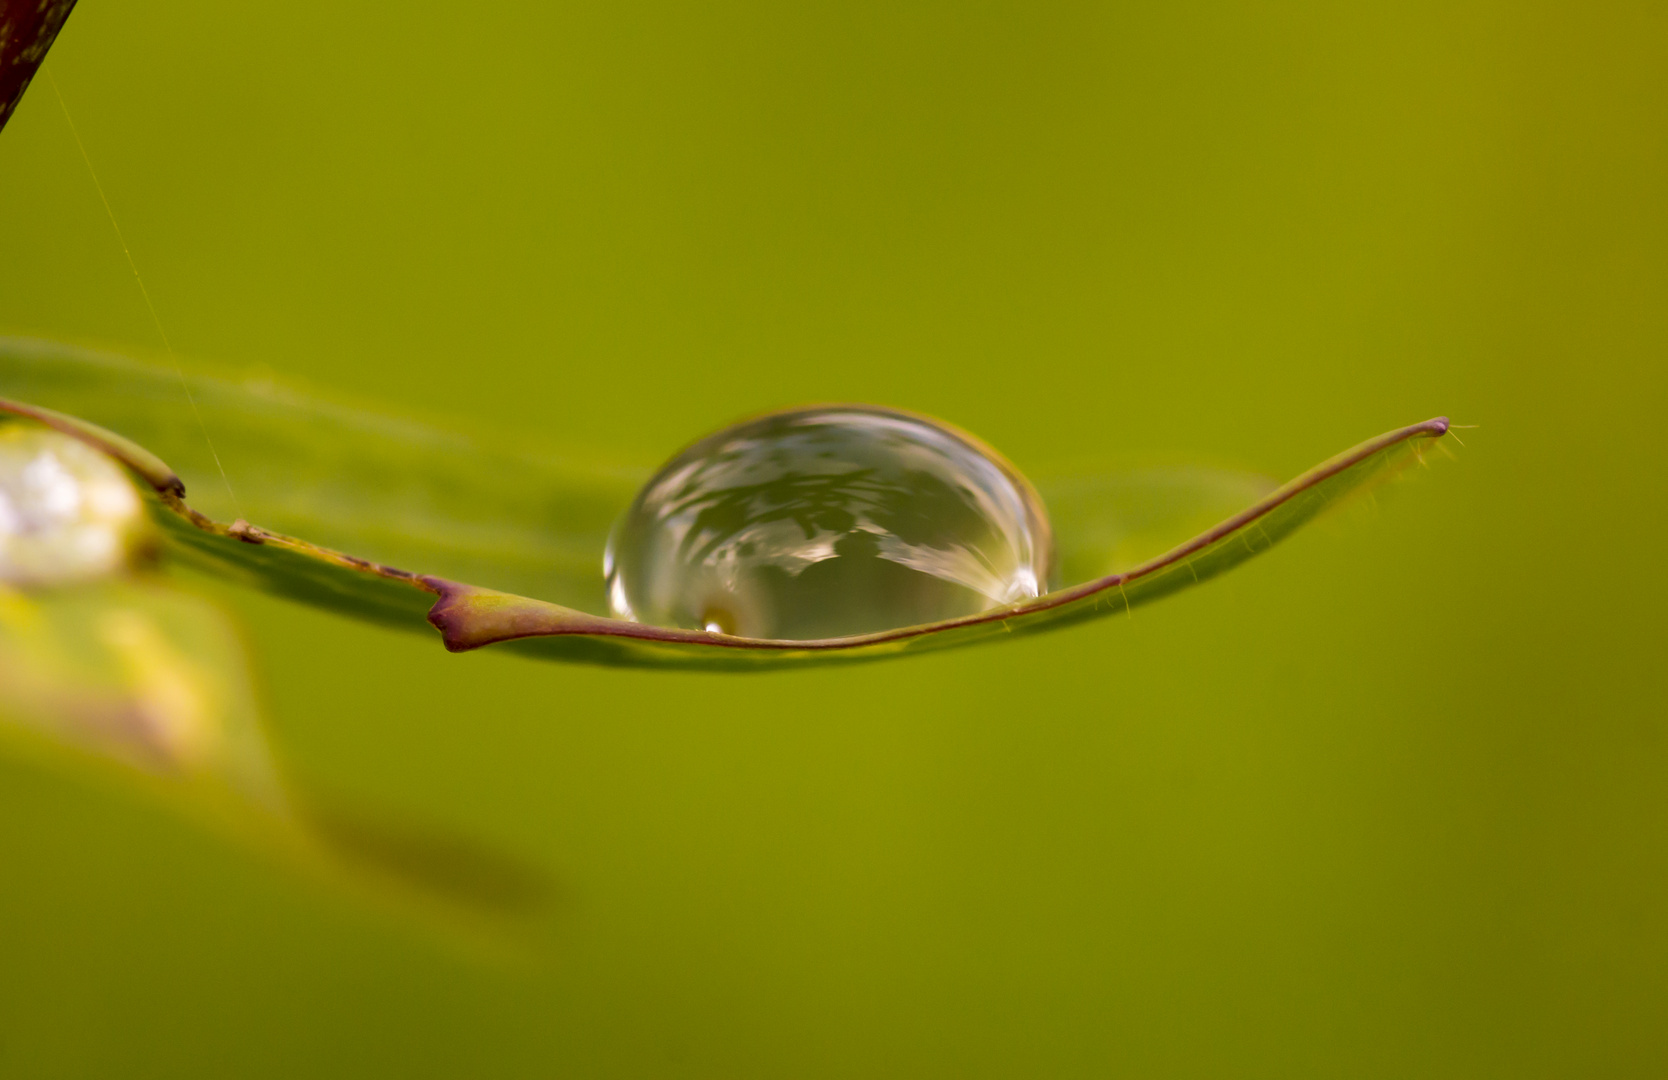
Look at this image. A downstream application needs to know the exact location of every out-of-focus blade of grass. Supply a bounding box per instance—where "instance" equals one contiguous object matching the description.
[0,576,549,931]
[0,0,78,134]
[0,578,284,801]
[1039,466,1278,586]
[0,337,641,614]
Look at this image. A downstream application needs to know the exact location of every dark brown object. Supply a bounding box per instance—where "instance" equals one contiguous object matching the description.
[0,0,78,134]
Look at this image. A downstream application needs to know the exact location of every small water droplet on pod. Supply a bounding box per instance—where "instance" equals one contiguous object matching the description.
[0,424,148,587]
[605,406,1053,640]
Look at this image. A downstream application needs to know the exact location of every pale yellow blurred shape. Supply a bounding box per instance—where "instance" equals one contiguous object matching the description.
[0,423,149,587]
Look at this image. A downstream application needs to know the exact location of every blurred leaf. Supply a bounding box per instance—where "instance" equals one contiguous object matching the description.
[0,576,551,930]
[0,577,282,798]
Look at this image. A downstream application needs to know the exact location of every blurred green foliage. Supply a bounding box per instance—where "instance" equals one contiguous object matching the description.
[0,0,1662,1076]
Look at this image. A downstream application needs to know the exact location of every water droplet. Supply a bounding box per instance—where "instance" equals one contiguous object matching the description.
[605,406,1053,640]
[0,425,148,587]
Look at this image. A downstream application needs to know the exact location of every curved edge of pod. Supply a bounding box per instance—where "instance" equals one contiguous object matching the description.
[0,395,184,495]
[424,417,1451,658]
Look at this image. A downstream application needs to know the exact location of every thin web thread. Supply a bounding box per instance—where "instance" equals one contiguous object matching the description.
[46,69,241,515]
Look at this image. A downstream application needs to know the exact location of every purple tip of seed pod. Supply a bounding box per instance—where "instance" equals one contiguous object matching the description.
[0,0,79,135]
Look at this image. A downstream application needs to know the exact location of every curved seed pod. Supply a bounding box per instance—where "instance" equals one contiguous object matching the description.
[425,416,1449,668]
[0,337,1451,670]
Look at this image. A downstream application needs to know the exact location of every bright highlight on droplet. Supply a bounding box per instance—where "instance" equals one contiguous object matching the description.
[0,424,148,587]
[605,405,1053,641]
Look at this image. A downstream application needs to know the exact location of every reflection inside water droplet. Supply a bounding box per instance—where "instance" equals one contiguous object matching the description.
[605,406,1053,640]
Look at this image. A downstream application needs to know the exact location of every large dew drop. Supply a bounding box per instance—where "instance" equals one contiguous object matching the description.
[605,406,1053,640]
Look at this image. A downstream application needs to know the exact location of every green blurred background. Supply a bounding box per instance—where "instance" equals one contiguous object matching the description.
[2,0,1664,1075]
